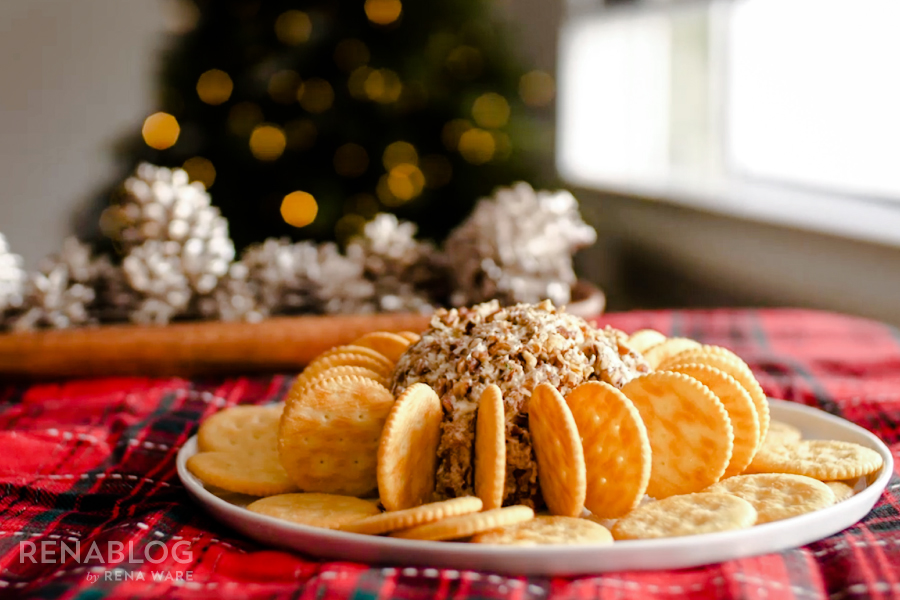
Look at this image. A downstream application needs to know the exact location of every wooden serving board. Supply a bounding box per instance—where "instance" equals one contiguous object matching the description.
[0,283,604,380]
[0,313,431,379]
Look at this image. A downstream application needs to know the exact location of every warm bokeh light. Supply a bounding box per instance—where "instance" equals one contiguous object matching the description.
[249,124,287,161]
[382,141,418,170]
[334,143,369,177]
[281,191,318,227]
[275,10,312,46]
[441,119,472,151]
[335,213,367,243]
[142,112,180,150]
[519,70,556,107]
[298,78,334,113]
[334,39,371,72]
[364,69,402,103]
[446,46,483,80]
[376,174,397,206]
[182,156,216,188]
[285,119,317,150]
[344,193,380,218]
[458,128,495,164]
[472,93,511,129]
[196,69,233,105]
[420,154,453,188]
[387,163,425,201]
[365,0,402,25]
[268,70,301,104]
[348,66,373,99]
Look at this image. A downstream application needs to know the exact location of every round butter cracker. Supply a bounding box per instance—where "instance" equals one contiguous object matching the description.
[565,381,651,518]
[528,383,586,517]
[278,375,395,497]
[475,384,506,511]
[390,505,535,541]
[247,493,381,529]
[471,515,612,546]
[377,383,443,511]
[621,371,733,498]
[612,493,756,540]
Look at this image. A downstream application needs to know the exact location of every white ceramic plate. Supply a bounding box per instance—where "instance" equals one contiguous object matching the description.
[176,399,894,576]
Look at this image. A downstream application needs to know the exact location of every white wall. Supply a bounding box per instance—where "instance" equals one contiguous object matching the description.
[0,0,165,267]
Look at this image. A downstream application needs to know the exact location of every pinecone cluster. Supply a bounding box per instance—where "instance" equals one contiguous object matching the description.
[1,163,595,332]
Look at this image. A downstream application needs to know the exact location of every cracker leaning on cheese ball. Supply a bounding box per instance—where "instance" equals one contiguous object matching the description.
[187,302,883,544]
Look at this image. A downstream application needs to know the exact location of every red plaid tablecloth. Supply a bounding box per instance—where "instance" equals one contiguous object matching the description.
[1,308,899,599]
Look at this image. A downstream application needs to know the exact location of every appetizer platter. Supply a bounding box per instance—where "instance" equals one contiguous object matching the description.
[177,300,892,574]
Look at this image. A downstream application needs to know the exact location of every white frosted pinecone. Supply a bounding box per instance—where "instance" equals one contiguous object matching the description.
[0,233,26,320]
[444,182,597,307]
[196,262,266,323]
[239,238,321,315]
[122,240,193,325]
[313,242,377,314]
[9,238,103,331]
[341,214,445,313]
[91,256,141,323]
[106,163,235,296]
[37,237,106,285]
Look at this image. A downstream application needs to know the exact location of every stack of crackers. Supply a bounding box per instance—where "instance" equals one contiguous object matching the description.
[186,327,884,545]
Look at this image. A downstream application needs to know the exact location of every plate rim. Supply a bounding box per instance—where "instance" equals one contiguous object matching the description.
[176,399,894,574]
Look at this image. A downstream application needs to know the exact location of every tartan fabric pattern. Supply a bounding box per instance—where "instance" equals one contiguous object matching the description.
[0,308,897,599]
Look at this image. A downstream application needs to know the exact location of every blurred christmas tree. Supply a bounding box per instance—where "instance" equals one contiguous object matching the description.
[102,0,556,251]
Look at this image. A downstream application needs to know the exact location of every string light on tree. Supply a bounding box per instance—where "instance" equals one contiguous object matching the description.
[376,175,397,206]
[182,156,216,188]
[142,112,180,150]
[275,10,312,46]
[298,78,334,113]
[268,70,301,104]
[364,0,402,25]
[364,69,402,104]
[334,213,367,244]
[519,70,556,107]
[196,69,233,105]
[382,141,418,170]
[458,128,495,164]
[472,93,511,129]
[348,67,373,100]
[285,119,317,151]
[387,163,425,202]
[249,124,287,161]
[281,191,318,228]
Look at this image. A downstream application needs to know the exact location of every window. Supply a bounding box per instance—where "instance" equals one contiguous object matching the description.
[557,0,900,246]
